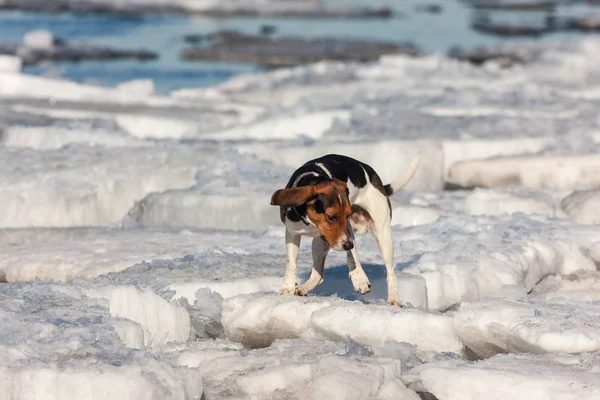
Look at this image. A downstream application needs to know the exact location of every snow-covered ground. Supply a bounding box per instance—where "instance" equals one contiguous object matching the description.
[2,34,600,399]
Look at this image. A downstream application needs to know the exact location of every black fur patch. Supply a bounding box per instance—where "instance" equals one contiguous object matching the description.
[282,154,388,222]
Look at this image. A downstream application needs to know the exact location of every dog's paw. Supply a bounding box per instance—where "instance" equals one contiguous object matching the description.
[278,286,295,295]
[387,298,404,307]
[349,269,371,295]
[294,286,309,296]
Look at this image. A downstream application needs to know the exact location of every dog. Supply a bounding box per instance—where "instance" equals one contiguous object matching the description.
[270,153,421,306]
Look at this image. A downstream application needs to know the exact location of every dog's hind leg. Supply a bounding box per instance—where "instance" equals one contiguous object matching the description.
[296,237,329,296]
[371,220,402,307]
[279,229,301,295]
[366,193,402,306]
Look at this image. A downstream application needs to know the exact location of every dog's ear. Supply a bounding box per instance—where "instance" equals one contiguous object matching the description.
[270,186,317,207]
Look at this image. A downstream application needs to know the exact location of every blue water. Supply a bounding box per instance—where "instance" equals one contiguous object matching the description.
[0,0,595,94]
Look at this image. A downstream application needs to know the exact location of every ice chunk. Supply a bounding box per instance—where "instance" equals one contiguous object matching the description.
[454,298,600,357]
[0,145,200,228]
[2,125,148,149]
[0,55,21,73]
[23,29,54,50]
[529,271,600,302]
[222,294,334,348]
[0,228,257,282]
[464,187,560,217]
[85,285,193,347]
[311,303,463,354]
[591,241,600,263]
[129,191,281,230]
[202,110,350,141]
[0,282,202,400]
[222,294,463,354]
[561,190,600,224]
[401,214,600,310]
[449,154,600,190]
[391,205,441,227]
[240,139,443,192]
[421,353,600,400]
[442,137,554,178]
[238,363,314,399]
[164,338,420,400]
[309,355,417,400]
[115,114,201,139]
[127,150,292,229]
[116,79,154,97]
[108,318,145,350]
[168,277,281,302]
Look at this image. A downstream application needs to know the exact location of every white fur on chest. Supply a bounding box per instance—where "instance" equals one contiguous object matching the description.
[284,216,320,237]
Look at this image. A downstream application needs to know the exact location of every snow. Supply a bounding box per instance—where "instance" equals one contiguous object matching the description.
[4,30,600,400]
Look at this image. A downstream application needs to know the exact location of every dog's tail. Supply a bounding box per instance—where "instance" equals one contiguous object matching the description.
[383,153,421,196]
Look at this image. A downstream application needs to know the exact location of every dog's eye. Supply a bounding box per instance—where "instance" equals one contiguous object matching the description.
[326,214,338,222]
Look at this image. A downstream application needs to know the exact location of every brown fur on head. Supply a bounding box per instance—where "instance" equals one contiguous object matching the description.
[271,179,354,251]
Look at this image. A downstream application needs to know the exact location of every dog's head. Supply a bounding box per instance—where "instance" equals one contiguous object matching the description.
[270,179,354,251]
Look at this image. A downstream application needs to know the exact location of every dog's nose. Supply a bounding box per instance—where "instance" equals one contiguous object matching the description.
[342,241,354,251]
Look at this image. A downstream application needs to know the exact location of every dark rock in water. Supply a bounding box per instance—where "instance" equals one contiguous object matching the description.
[0,39,157,66]
[0,0,181,14]
[467,0,557,10]
[472,19,552,36]
[0,0,393,19]
[569,16,600,31]
[200,5,394,19]
[449,45,539,67]
[414,4,443,14]
[260,24,277,36]
[180,31,419,68]
[470,6,556,37]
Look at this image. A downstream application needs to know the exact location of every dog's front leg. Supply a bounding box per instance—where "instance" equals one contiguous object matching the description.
[279,229,301,295]
[347,246,371,295]
[346,224,371,294]
[296,236,329,296]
